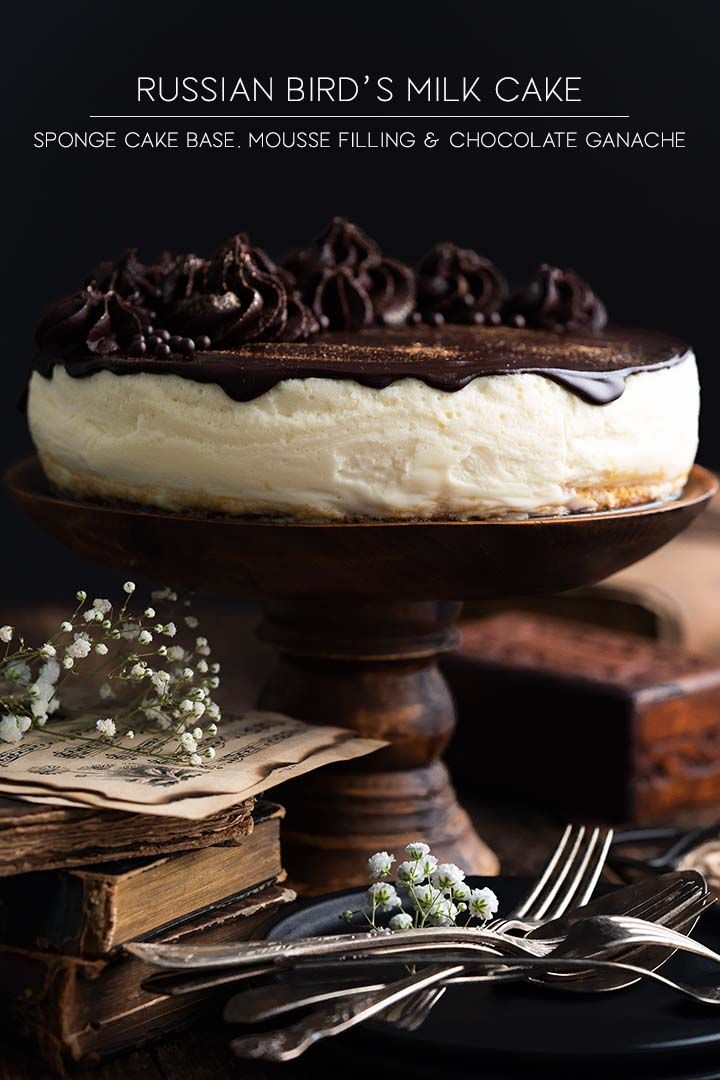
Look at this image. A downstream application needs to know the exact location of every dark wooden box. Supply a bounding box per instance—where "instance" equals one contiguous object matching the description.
[443,612,720,821]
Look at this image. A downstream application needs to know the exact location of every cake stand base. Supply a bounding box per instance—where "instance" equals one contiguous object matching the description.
[6,458,716,895]
[258,599,498,891]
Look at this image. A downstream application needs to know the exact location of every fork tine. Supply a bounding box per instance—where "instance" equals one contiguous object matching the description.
[573,828,614,908]
[628,881,700,925]
[543,827,615,920]
[513,825,583,918]
[529,827,595,920]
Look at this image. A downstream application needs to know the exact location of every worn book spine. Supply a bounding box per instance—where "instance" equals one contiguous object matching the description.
[0,884,295,1074]
[0,802,284,956]
[0,795,255,877]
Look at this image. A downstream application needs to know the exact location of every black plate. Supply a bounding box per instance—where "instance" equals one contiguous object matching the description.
[261,876,720,1078]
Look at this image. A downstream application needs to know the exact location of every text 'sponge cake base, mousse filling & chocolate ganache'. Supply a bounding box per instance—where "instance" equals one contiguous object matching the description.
[28,219,699,522]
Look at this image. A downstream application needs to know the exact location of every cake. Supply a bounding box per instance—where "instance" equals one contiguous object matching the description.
[28,220,699,522]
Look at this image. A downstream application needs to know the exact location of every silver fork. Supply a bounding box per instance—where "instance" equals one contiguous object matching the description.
[488,824,614,933]
[381,824,613,1029]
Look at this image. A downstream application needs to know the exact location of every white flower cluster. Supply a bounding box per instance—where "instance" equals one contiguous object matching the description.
[343,842,499,932]
[0,584,222,765]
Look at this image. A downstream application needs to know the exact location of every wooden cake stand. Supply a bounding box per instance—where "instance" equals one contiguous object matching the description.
[5,457,717,892]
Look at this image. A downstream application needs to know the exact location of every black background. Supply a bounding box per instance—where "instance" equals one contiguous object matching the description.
[3,0,717,601]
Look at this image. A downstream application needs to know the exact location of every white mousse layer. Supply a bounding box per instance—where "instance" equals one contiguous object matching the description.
[28,356,699,520]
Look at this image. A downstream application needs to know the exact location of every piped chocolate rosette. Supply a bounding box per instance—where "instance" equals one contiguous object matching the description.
[29,221,698,524]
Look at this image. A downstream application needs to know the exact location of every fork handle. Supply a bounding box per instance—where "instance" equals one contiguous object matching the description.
[230,964,463,1062]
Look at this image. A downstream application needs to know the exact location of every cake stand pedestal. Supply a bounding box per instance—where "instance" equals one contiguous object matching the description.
[6,458,716,892]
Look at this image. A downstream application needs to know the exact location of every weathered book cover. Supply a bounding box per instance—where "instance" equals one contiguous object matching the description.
[0,795,255,877]
[0,802,283,956]
[0,882,296,1073]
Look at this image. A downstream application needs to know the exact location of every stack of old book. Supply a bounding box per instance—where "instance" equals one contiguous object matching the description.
[0,795,294,1073]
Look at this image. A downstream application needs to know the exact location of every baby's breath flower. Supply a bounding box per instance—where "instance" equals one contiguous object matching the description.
[182,667,194,680]
[157,644,168,656]
[366,882,401,913]
[405,842,431,859]
[6,660,32,685]
[419,853,438,877]
[210,663,220,674]
[206,676,220,689]
[431,863,465,891]
[39,643,56,659]
[192,726,203,740]
[192,701,205,719]
[184,615,199,629]
[427,898,459,927]
[151,670,171,693]
[196,659,209,674]
[410,884,435,911]
[92,598,112,614]
[206,702,220,720]
[397,860,427,886]
[76,590,87,602]
[144,608,156,619]
[0,626,13,644]
[167,645,185,661]
[137,630,153,645]
[123,581,136,594]
[102,619,112,629]
[190,753,202,765]
[367,851,395,879]
[205,747,216,760]
[389,911,414,931]
[129,663,147,679]
[180,732,198,753]
[60,622,73,633]
[66,636,91,660]
[179,699,194,714]
[452,881,471,903]
[0,715,31,743]
[207,722,218,736]
[99,682,115,700]
[96,717,116,738]
[63,657,74,669]
[163,622,177,638]
[468,887,499,920]
[94,643,109,656]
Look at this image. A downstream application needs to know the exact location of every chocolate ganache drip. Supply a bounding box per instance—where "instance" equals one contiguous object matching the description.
[504,264,608,332]
[165,234,318,344]
[284,217,416,330]
[415,242,508,326]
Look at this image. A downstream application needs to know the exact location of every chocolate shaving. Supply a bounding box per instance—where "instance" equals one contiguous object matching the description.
[504,263,608,332]
[415,242,508,326]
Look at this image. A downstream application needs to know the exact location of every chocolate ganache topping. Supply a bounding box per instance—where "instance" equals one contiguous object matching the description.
[284,217,416,330]
[35,286,148,357]
[33,220,690,409]
[165,234,318,345]
[503,263,608,332]
[415,243,508,326]
[38,324,691,409]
